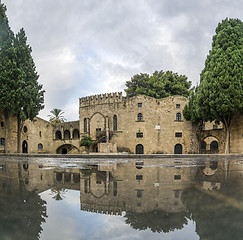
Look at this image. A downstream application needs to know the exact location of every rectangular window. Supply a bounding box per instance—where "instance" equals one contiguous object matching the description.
[175,132,182,137]
[1,122,4,127]
[138,103,142,108]
[136,189,143,198]
[176,104,180,109]
[174,175,181,180]
[136,132,143,138]
[136,175,143,180]
[0,138,5,146]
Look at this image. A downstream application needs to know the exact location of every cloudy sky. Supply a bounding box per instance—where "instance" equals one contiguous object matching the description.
[3,0,242,121]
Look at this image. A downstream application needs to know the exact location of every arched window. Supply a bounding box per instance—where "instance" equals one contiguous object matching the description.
[64,130,70,139]
[23,126,28,133]
[174,144,182,154]
[113,115,117,131]
[73,129,80,139]
[176,113,181,121]
[136,144,144,154]
[210,141,218,151]
[38,143,43,150]
[137,113,143,122]
[84,118,87,133]
[55,130,62,139]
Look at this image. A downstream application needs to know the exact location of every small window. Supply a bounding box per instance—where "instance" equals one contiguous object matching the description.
[137,202,142,207]
[0,138,5,146]
[137,113,143,122]
[84,118,87,132]
[23,126,28,133]
[174,175,181,180]
[1,122,4,127]
[136,189,143,198]
[136,175,143,181]
[176,104,180,109]
[175,132,182,137]
[38,143,43,150]
[138,103,142,108]
[136,132,143,138]
[39,131,42,137]
[113,115,117,131]
[176,113,181,121]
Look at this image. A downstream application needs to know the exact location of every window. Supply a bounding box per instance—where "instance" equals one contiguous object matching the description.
[96,128,101,133]
[176,113,181,121]
[138,103,142,108]
[0,138,5,146]
[55,130,62,139]
[136,189,143,198]
[137,113,143,121]
[23,126,28,133]
[175,132,182,137]
[39,131,42,137]
[84,118,87,132]
[73,129,80,139]
[174,175,181,180]
[38,143,43,150]
[176,104,180,109]
[64,130,70,139]
[113,115,117,131]
[1,122,4,127]
[136,132,143,138]
[136,175,143,180]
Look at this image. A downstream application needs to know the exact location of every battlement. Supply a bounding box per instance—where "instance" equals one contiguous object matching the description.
[79,92,124,107]
[81,202,123,215]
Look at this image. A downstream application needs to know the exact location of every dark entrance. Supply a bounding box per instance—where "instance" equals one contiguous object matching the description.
[22,140,28,153]
[174,144,182,154]
[62,148,67,154]
[136,144,144,154]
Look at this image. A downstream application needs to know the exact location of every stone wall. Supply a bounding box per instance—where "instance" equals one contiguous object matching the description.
[79,94,198,154]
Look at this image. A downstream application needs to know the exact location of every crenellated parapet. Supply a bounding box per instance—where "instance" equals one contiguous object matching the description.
[79,92,124,107]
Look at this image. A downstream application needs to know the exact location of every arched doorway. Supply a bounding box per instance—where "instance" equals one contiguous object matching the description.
[174,144,182,154]
[22,140,28,153]
[62,148,67,154]
[210,141,218,151]
[136,144,144,154]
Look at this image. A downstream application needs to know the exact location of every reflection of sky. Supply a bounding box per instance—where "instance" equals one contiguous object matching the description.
[39,189,199,240]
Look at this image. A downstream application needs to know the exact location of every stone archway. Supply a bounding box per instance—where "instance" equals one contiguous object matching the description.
[56,144,79,154]
[90,112,106,140]
[136,144,144,154]
[174,144,182,154]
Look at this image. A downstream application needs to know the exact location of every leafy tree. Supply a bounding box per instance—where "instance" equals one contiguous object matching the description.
[48,108,66,124]
[14,28,45,152]
[125,70,192,98]
[190,18,243,153]
[0,3,44,153]
[80,135,93,147]
[0,3,16,152]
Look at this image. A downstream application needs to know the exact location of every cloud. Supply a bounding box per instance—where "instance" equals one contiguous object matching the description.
[3,0,242,120]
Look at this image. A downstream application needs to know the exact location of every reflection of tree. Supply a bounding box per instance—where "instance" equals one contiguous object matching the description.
[124,210,189,233]
[182,186,243,240]
[0,184,47,240]
[50,187,67,200]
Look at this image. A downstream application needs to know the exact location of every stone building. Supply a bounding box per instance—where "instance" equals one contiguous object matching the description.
[1,91,241,154]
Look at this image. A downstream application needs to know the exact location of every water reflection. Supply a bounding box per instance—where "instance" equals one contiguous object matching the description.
[0,157,243,239]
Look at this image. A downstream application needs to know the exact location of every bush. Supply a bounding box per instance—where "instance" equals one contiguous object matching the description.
[80,135,93,147]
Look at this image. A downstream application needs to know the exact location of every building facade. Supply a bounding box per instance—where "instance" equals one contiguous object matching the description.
[1,92,241,154]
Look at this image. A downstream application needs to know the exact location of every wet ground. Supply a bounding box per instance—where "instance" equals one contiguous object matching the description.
[1,155,243,240]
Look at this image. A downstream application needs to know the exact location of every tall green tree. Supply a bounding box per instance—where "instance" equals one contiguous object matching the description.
[14,28,45,153]
[125,70,192,98]
[186,18,243,153]
[48,108,66,124]
[0,3,16,152]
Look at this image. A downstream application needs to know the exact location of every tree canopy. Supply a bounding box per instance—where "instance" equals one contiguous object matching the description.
[125,70,192,99]
[183,18,243,153]
[0,3,44,152]
[48,108,66,124]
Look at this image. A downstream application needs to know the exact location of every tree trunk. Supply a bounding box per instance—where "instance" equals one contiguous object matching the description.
[223,117,231,154]
[3,110,9,153]
[17,114,24,153]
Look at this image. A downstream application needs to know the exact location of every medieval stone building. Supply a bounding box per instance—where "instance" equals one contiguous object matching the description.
[1,92,241,154]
